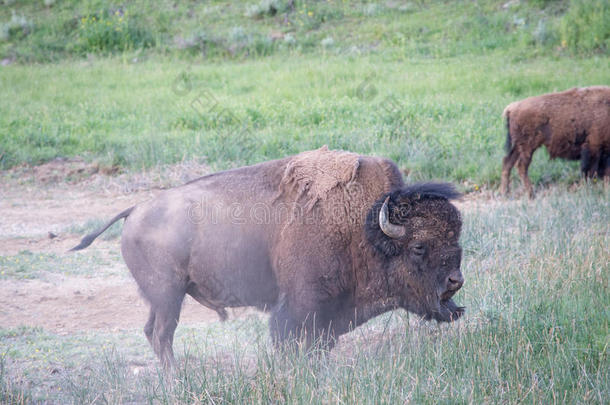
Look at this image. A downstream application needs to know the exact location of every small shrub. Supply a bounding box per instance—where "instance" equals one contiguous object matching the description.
[321,36,334,48]
[292,3,344,31]
[0,12,32,42]
[229,26,250,46]
[529,0,556,8]
[362,3,382,16]
[183,31,224,57]
[250,35,275,56]
[74,9,154,54]
[245,0,284,18]
[560,0,609,53]
[283,33,296,46]
[531,18,558,46]
[226,27,277,57]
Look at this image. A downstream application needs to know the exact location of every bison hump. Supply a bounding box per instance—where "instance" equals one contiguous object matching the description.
[278,146,360,211]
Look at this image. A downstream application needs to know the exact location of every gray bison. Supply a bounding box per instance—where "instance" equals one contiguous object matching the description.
[500,86,610,198]
[71,147,465,368]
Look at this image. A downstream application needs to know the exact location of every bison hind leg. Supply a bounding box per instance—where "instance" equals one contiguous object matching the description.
[501,147,520,195]
[516,152,535,199]
[144,308,155,346]
[143,288,186,369]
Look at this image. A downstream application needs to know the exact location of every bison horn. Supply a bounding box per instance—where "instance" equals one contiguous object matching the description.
[379,196,406,239]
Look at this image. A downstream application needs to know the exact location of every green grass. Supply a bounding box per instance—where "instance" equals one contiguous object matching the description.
[63,217,123,241]
[0,249,121,280]
[1,185,608,403]
[1,54,608,187]
[0,0,609,189]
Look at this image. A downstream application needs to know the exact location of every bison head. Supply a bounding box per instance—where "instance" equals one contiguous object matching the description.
[365,182,465,322]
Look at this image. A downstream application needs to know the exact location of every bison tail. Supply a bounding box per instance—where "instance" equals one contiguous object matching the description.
[504,111,512,154]
[69,207,134,251]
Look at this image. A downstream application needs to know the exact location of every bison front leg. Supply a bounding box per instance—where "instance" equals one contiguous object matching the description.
[270,241,346,354]
[269,294,337,353]
[269,293,302,347]
[600,154,610,179]
[580,146,602,179]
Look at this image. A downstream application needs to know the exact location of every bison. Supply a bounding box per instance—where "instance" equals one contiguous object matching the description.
[71,147,465,368]
[500,86,610,198]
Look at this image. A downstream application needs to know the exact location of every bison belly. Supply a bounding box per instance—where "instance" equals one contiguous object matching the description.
[120,193,279,314]
[187,224,279,311]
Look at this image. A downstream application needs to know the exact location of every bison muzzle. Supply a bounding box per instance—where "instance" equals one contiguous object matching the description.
[71,147,465,368]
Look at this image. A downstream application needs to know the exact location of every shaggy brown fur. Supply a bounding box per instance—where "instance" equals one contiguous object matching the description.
[500,86,610,198]
[71,147,465,368]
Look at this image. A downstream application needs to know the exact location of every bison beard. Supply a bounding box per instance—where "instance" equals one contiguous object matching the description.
[70,148,465,368]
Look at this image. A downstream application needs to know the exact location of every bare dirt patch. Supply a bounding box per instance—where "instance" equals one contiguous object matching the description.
[0,160,235,335]
[0,274,248,334]
[0,158,212,240]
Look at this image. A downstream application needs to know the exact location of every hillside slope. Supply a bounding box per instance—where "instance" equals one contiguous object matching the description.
[1,0,607,63]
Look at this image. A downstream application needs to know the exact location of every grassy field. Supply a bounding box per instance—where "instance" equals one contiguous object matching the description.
[1,0,609,403]
[1,0,609,189]
[1,53,608,190]
[1,185,608,403]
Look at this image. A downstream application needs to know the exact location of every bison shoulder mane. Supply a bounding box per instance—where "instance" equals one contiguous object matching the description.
[277,146,362,212]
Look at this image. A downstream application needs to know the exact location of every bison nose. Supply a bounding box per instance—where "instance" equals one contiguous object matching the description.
[447,271,464,292]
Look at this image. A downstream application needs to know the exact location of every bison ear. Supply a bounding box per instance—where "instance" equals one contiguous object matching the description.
[372,235,403,257]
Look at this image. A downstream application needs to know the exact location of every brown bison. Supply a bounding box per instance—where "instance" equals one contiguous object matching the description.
[500,86,610,198]
[71,147,465,368]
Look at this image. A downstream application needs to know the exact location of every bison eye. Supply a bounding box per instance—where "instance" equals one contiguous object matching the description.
[411,243,425,257]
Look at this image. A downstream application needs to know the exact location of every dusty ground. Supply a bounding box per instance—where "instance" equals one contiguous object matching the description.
[0,158,513,336]
[0,159,249,335]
